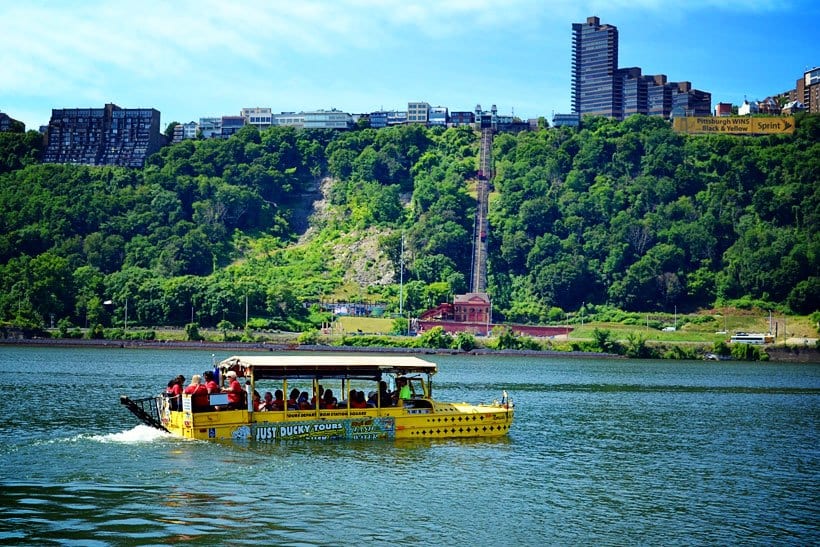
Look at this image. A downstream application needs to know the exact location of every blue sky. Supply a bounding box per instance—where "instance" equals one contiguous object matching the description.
[2,0,818,130]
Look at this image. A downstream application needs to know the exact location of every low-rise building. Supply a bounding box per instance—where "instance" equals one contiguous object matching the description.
[429,106,448,126]
[738,100,759,116]
[428,106,448,126]
[241,107,273,129]
[221,116,246,138]
[199,117,221,138]
[387,111,407,125]
[449,111,475,126]
[273,112,305,127]
[407,101,430,124]
[172,121,198,143]
[303,109,353,129]
[552,113,581,127]
[757,97,781,115]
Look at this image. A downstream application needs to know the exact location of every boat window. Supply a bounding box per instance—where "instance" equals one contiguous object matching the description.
[406,376,426,398]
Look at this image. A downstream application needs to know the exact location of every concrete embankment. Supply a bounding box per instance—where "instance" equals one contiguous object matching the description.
[1,337,817,362]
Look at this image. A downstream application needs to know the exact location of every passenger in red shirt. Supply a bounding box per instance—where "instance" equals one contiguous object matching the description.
[184,374,210,412]
[166,375,184,411]
[322,388,337,409]
[203,371,219,393]
[272,389,285,411]
[201,371,220,411]
[223,370,244,409]
[349,390,368,409]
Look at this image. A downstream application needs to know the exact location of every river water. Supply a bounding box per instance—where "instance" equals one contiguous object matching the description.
[0,346,818,545]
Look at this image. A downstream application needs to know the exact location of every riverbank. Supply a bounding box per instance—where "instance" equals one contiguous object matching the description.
[0,336,618,359]
[2,336,818,362]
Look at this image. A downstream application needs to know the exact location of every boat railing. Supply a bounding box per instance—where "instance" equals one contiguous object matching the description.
[120,394,168,432]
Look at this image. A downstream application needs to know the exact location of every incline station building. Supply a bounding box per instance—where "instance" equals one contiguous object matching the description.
[418,293,570,338]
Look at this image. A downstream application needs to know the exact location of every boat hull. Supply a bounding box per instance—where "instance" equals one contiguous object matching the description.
[161,400,514,442]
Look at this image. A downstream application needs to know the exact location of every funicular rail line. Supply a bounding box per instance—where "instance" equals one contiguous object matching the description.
[471,128,493,293]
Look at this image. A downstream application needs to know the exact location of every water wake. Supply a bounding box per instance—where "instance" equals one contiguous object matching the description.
[88,424,170,443]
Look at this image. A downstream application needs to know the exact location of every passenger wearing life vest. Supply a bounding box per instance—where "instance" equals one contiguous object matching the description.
[397,377,412,403]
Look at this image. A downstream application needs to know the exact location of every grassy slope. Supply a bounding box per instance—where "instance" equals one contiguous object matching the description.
[336,312,816,341]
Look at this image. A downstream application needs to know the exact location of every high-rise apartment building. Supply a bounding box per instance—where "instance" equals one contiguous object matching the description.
[43,103,163,167]
[620,67,649,117]
[0,111,24,132]
[572,16,620,118]
[572,16,710,120]
[796,67,820,113]
[671,82,711,117]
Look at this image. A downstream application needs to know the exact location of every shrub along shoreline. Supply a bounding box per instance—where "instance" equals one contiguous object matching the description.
[2,326,817,362]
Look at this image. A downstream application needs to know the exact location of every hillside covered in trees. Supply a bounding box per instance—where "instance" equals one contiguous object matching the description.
[0,114,817,333]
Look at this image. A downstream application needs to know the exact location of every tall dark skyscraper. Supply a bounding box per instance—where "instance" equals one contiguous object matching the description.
[571,16,711,120]
[571,16,620,118]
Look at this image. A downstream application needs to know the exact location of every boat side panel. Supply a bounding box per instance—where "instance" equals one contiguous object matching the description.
[166,402,513,441]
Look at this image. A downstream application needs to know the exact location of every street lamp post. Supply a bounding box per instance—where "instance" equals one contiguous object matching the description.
[104,298,127,331]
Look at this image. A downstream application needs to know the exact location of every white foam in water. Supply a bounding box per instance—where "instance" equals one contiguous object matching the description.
[89,425,171,443]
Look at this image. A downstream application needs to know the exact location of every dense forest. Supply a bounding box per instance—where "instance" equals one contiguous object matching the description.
[0,114,817,333]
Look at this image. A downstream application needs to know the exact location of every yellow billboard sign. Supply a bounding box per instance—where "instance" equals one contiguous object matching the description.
[673,116,795,135]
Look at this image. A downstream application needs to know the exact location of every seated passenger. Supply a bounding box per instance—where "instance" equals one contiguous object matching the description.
[166,375,184,411]
[312,385,324,409]
[165,379,177,409]
[203,371,219,394]
[366,391,378,408]
[397,377,412,402]
[298,391,311,410]
[222,370,244,410]
[202,371,220,410]
[252,389,262,411]
[350,390,368,409]
[322,389,336,409]
[272,389,285,411]
[287,388,300,410]
[184,374,210,412]
[379,381,392,407]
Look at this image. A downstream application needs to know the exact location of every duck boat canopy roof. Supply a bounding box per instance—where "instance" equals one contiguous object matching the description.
[219,355,437,381]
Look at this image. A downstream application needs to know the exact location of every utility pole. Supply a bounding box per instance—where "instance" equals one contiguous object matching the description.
[399,232,404,316]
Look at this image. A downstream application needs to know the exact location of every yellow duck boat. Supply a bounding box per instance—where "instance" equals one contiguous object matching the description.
[121,355,514,441]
